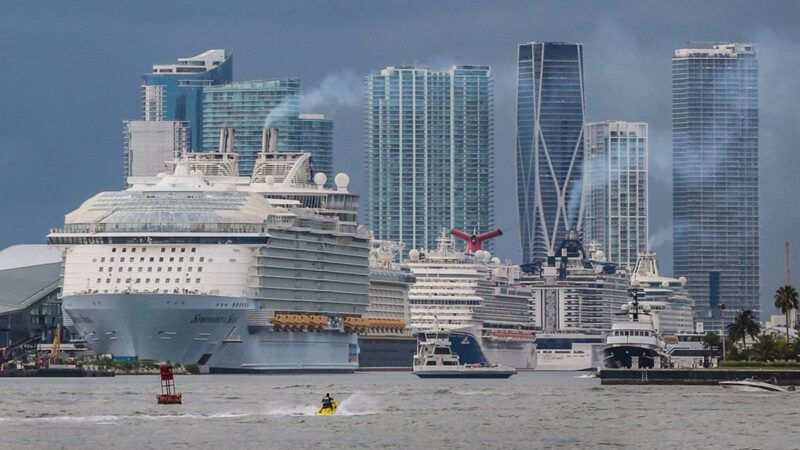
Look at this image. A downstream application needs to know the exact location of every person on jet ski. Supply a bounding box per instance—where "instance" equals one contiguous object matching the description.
[321,393,334,409]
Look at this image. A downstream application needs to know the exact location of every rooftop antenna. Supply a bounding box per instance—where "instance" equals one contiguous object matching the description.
[786,241,793,286]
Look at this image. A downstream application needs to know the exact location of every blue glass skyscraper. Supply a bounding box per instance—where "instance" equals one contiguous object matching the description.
[295,114,334,182]
[516,42,586,264]
[673,43,760,324]
[365,66,494,252]
[142,49,233,150]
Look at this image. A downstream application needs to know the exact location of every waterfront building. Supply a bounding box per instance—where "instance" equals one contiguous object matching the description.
[365,65,494,251]
[295,114,334,183]
[672,43,760,325]
[516,42,586,265]
[201,79,300,176]
[583,121,648,269]
[0,245,63,348]
[123,120,190,181]
[142,49,232,149]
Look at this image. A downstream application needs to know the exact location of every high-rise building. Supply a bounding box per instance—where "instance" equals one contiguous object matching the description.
[584,121,648,269]
[295,113,334,181]
[365,65,494,251]
[123,120,190,180]
[142,49,233,149]
[201,79,300,175]
[516,42,586,265]
[672,43,759,324]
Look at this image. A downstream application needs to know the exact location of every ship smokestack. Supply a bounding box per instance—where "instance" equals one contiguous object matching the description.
[218,128,235,153]
[265,128,278,154]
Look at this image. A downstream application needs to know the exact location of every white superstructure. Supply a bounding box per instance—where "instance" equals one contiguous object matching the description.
[630,251,694,335]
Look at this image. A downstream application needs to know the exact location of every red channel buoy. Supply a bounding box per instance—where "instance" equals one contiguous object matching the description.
[156,364,182,405]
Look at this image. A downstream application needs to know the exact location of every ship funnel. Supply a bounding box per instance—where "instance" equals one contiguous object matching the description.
[218,128,235,153]
[262,128,279,154]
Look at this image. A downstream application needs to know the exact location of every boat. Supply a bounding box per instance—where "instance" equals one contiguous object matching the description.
[404,231,536,369]
[357,240,417,371]
[603,287,668,369]
[51,128,372,373]
[719,377,792,393]
[317,399,338,415]
[412,329,516,378]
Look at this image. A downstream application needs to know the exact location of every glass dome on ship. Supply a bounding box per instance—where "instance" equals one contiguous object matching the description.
[49,128,372,373]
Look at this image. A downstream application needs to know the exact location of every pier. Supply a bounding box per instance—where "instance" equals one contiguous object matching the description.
[600,369,800,385]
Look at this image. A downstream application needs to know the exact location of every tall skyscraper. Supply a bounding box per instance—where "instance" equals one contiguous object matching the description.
[672,43,759,324]
[295,113,334,181]
[123,121,190,180]
[201,79,300,175]
[584,121,649,269]
[142,49,233,150]
[516,42,586,265]
[365,65,494,251]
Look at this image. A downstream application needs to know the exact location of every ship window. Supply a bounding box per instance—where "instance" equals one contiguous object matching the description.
[127,267,132,272]
[139,257,144,262]
[92,258,97,263]
[434,348,450,354]
[191,248,196,253]
[158,257,164,262]
[116,278,121,283]
[200,257,205,262]
[190,257,195,262]
[110,257,115,262]
[122,248,126,253]
[147,267,152,272]
[165,278,170,283]
[198,267,203,272]
[167,267,172,272]
[125,278,131,283]
[131,248,136,253]
[135,278,140,283]
[96,278,101,283]
[177,267,182,272]
[99,267,104,272]
[106,279,110,283]
[138,267,143,272]
[155,278,160,283]
[169,257,174,262]
[426,361,437,366]
[181,248,186,253]
[188,267,193,272]
[171,248,176,253]
[142,248,146,253]
[179,257,184,262]
[112,248,117,253]
[146,278,150,283]
[157,267,162,272]
[161,248,166,253]
[101,257,106,262]
[117,267,122,272]
[196,278,200,283]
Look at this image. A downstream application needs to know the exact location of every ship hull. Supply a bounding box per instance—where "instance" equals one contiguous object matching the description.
[63,294,359,373]
[356,335,416,371]
[603,345,660,369]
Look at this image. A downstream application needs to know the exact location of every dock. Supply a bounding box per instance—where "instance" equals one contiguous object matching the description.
[599,369,800,385]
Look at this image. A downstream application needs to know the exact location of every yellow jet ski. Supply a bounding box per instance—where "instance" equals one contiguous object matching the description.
[317,399,338,416]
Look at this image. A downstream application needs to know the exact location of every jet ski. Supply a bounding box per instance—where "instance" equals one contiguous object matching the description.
[317,399,338,416]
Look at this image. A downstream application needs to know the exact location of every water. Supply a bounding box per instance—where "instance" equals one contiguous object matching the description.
[0,372,794,449]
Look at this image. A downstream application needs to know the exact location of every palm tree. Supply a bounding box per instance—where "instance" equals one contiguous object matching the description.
[727,309,761,355]
[774,285,799,341]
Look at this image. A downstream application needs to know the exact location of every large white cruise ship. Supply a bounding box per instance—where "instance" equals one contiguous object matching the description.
[50,129,372,373]
[629,251,694,335]
[403,231,536,369]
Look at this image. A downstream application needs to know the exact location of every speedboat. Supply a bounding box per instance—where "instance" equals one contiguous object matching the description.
[719,377,792,393]
[317,399,338,415]
[412,330,516,379]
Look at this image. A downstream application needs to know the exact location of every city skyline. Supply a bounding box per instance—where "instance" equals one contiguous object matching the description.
[1,0,799,314]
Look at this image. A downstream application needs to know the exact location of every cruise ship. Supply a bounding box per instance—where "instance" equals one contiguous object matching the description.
[629,251,694,335]
[358,240,417,370]
[520,233,629,370]
[50,129,373,373]
[404,231,537,369]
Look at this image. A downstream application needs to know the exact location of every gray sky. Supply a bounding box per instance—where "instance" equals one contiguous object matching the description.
[1,0,798,313]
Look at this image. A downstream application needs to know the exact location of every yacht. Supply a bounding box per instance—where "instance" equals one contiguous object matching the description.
[412,329,516,379]
[603,288,668,369]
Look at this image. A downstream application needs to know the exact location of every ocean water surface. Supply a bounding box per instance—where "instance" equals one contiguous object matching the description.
[0,371,794,449]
